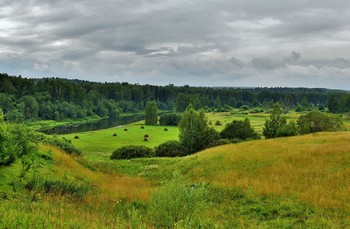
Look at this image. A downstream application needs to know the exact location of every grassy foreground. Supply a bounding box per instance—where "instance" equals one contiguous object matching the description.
[1,132,350,227]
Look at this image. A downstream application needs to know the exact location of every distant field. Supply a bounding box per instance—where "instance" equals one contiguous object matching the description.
[62,111,350,160]
[62,122,179,160]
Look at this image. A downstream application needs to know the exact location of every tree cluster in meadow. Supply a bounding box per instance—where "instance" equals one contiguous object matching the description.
[0,73,346,123]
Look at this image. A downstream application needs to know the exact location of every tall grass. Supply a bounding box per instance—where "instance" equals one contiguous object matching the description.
[166,132,350,210]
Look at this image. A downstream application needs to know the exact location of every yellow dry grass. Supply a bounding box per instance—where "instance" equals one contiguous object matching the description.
[41,144,153,202]
[178,131,350,210]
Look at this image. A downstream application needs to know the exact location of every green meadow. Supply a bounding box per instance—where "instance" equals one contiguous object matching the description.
[62,122,179,160]
[62,110,349,159]
[2,111,350,228]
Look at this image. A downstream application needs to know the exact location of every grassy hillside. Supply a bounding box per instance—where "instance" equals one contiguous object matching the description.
[2,131,350,227]
[164,132,350,210]
[0,144,153,228]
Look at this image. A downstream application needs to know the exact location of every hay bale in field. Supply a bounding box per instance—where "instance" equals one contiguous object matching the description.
[144,134,149,138]
[113,133,117,136]
[74,135,80,139]
[124,128,128,131]
[140,126,145,129]
[164,128,168,131]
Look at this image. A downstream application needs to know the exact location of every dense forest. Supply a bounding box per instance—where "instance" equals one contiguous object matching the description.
[0,73,349,122]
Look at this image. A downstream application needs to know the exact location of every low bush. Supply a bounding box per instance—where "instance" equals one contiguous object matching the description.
[155,140,185,157]
[159,113,181,126]
[215,120,222,126]
[220,118,260,141]
[298,111,344,134]
[110,145,154,159]
[26,178,90,197]
[213,138,232,146]
[74,135,79,139]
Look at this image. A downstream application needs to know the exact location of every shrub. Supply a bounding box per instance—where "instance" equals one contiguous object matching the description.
[155,140,185,157]
[276,121,298,137]
[298,111,344,134]
[240,105,250,110]
[159,113,181,126]
[208,120,212,125]
[74,135,79,139]
[220,118,260,141]
[212,138,232,146]
[26,178,89,197]
[215,120,222,126]
[110,145,154,159]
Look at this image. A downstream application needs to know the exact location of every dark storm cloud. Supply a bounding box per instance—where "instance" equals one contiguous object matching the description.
[1,0,350,88]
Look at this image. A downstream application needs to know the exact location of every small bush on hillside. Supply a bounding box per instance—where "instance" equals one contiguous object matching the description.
[276,121,298,137]
[110,145,154,160]
[26,178,90,197]
[220,118,260,141]
[215,120,222,126]
[298,111,344,134]
[155,140,185,157]
[212,138,232,146]
[240,105,250,110]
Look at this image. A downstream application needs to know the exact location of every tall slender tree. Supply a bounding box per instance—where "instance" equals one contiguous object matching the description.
[145,101,158,125]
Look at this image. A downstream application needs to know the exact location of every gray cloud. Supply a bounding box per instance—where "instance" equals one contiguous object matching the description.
[0,0,350,88]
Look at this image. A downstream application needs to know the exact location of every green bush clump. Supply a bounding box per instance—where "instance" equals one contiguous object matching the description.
[110,145,154,160]
[159,113,181,126]
[298,111,344,134]
[155,140,185,157]
[215,120,222,126]
[28,131,81,155]
[26,178,90,197]
[220,118,260,141]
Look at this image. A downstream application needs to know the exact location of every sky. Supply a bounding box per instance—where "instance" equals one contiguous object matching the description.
[1,0,350,89]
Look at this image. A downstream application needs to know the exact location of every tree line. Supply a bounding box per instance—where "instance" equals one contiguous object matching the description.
[0,73,348,122]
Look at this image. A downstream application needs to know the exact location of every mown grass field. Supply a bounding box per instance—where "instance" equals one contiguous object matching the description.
[62,122,179,160]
